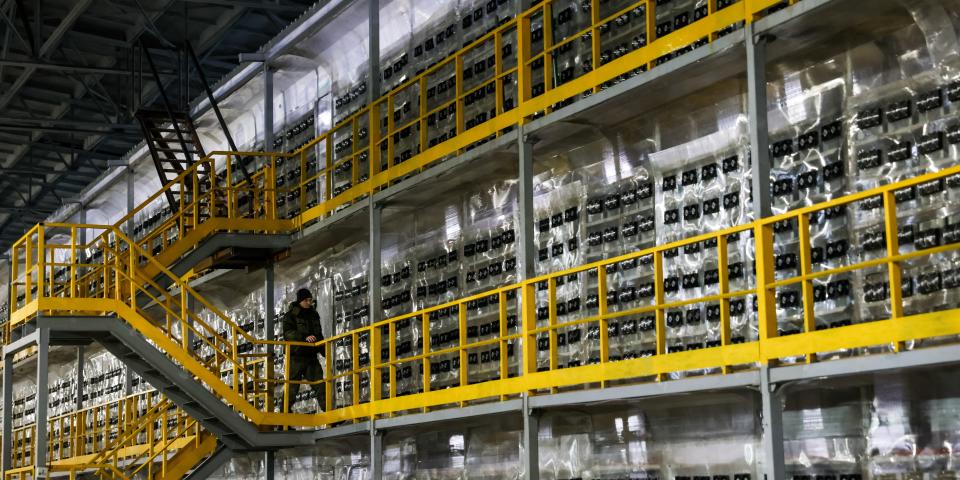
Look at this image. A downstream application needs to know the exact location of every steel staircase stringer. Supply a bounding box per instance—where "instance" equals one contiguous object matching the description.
[37,315,316,452]
[180,442,234,480]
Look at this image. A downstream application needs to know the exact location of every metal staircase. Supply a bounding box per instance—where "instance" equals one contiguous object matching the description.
[5,223,317,479]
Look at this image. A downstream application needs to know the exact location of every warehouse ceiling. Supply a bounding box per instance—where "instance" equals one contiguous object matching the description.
[0,0,317,250]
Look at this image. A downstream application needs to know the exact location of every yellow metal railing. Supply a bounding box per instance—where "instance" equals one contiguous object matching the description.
[10,161,960,431]
[2,390,204,480]
[3,0,799,290]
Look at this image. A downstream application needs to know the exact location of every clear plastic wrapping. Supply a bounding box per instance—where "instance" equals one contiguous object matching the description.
[382,415,522,479]
[539,392,759,479]
[783,368,960,479]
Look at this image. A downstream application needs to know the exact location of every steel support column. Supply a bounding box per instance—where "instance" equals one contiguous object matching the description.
[265,262,276,341]
[369,199,382,322]
[77,203,87,245]
[75,345,84,410]
[264,261,276,416]
[34,327,49,479]
[126,165,135,235]
[367,0,380,101]
[521,393,539,480]
[759,366,785,480]
[747,23,771,219]
[1,351,12,474]
[370,420,383,480]
[517,132,536,280]
[265,450,275,480]
[264,64,275,151]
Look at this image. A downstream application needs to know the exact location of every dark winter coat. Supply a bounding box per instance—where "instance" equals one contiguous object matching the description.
[282,301,324,357]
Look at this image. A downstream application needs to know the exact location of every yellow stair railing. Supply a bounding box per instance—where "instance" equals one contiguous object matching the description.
[3,390,210,480]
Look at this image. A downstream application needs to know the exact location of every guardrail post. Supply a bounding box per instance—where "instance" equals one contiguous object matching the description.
[34,326,49,479]
[759,366,785,480]
[747,23,772,219]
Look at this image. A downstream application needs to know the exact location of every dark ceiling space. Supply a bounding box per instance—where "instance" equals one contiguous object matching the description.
[0,0,316,250]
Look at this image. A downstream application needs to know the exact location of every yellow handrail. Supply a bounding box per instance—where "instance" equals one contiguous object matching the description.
[9,151,960,431]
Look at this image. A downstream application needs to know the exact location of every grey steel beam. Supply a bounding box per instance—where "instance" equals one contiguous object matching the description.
[522,393,539,480]
[0,59,172,76]
[528,371,760,409]
[375,399,522,430]
[367,0,380,101]
[369,199,382,322]
[2,351,12,474]
[747,23,772,219]
[0,0,94,112]
[34,326,49,479]
[312,420,371,441]
[178,0,307,11]
[517,130,536,280]
[759,366,785,480]
[770,343,960,384]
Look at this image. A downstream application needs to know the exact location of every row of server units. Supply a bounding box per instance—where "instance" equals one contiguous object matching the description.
[303,0,755,216]
[266,2,960,412]
[207,370,960,479]
[111,0,773,258]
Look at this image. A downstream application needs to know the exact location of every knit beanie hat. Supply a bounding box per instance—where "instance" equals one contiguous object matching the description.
[296,288,313,302]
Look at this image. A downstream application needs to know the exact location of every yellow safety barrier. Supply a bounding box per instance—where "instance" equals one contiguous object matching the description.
[8,158,960,434]
[2,390,207,480]
[6,0,799,286]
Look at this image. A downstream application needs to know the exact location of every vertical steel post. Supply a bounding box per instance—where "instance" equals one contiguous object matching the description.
[35,327,49,479]
[369,199,382,323]
[517,131,536,280]
[265,262,276,340]
[2,351,12,474]
[75,346,84,411]
[77,204,87,245]
[759,366,785,480]
[265,450,275,480]
[370,421,383,480]
[368,0,381,101]
[264,262,276,414]
[126,166,135,235]
[522,392,539,480]
[747,24,772,219]
[264,63,275,152]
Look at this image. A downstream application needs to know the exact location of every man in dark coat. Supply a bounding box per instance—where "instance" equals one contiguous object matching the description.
[282,288,326,412]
